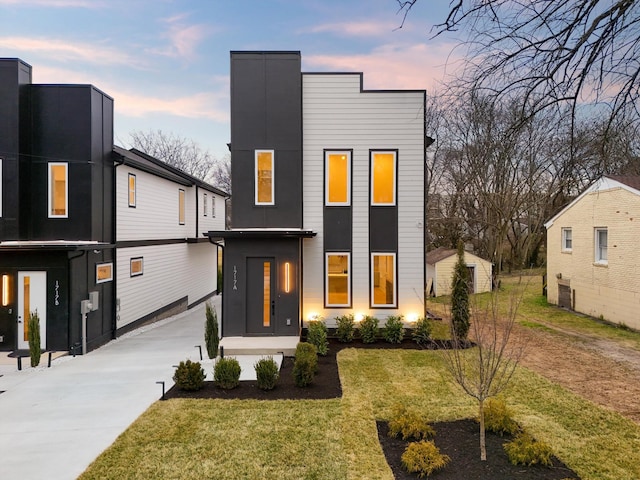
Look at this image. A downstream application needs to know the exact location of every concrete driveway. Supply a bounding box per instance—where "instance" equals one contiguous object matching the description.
[0,296,221,480]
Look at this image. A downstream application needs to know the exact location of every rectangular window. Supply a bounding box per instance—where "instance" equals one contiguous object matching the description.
[325,253,350,307]
[48,162,68,218]
[128,173,136,207]
[562,228,572,252]
[178,189,185,225]
[255,150,274,205]
[595,228,608,264]
[96,263,113,284]
[204,193,208,216]
[371,253,397,307]
[212,196,216,217]
[371,151,396,206]
[130,257,143,277]
[325,151,351,205]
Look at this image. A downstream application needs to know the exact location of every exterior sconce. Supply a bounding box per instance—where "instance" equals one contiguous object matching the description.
[2,274,10,306]
[285,262,291,293]
[406,313,419,323]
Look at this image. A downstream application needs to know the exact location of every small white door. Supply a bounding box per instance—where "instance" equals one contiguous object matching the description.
[17,271,47,350]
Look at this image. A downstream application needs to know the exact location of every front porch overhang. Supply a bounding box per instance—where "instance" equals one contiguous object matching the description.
[205,228,316,243]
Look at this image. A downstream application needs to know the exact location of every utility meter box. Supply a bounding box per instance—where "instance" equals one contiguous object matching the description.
[89,291,99,311]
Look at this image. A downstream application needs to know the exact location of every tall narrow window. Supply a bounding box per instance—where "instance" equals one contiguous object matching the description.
[204,193,208,216]
[371,151,396,206]
[325,253,350,307]
[48,162,68,218]
[325,151,351,205]
[371,253,396,307]
[255,150,274,205]
[562,227,572,252]
[128,173,136,207]
[178,189,185,225]
[595,228,608,264]
[0,158,3,217]
[263,261,271,327]
[211,196,216,217]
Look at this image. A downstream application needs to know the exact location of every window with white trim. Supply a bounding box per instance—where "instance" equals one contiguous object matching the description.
[130,257,143,277]
[178,189,185,225]
[371,151,396,206]
[325,253,350,307]
[48,162,68,218]
[561,227,572,252]
[595,228,608,264]
[255,150,274,205]
[204,193,208,216]
[96,263,113,284]
[128,173,136,207]
[212,196,216,217]
[325,151,351,206]
[371,253,397,307]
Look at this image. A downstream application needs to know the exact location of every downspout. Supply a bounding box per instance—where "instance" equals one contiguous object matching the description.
[207,236,224,337]
[195,185,199,239]
[67,249,86,353]
[112,153,123,339]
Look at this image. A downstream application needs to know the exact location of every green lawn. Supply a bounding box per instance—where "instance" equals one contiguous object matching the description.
[81,346,640,480]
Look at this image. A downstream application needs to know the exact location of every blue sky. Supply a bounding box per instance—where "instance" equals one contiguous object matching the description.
[0,0,462,160]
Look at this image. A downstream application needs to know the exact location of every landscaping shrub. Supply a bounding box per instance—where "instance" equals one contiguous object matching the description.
[401,440,450,478]
[28,310,41,367]
[483,396,521,436]
[359,315,379,343]
[335,314,355,343]
[204,301,219,359]
[412,317,433,347]
[173,359,205,391]
[214,357,241,389]
[383,315,405,344]
[254,356,279,391]
[388,403,435,441]
[293,342,317,387]
[307,319,329,355]
[504,432,553,467]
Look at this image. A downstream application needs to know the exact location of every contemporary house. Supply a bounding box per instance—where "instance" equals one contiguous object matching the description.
[0,58,226,353]
[545,175,640,329]
[426,247,493,297]
[208,51,426,341]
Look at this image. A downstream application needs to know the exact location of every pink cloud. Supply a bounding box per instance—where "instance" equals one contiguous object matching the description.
[306,20,399,37]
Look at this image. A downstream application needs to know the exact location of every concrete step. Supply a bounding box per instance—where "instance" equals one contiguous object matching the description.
[219,336,300,357]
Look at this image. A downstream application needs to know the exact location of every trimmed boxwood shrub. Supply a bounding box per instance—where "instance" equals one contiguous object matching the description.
[359,315,379,344]
[383,315,405,344]
[412,317,433,347]
[254,356,279,391]
[335,314,355,343]
[173,359,205,391]
[401,440,450,478]
[214,357,241,389]
[293,342,317,387]
[307,319,329,356]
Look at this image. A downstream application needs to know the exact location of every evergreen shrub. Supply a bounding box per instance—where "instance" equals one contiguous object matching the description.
[359,315,379,343]
[383,315,405,344]
[254,356,279,391]
[335,314,355,343]
[504,432,553,466]
[204,302,219,359]
[173,359,205,391]
[401,440,450,478]
[214,357,241,389]
[307,319,329,355]
[412,317,433,347]
[293,342,317,387]
[388,404,435,441]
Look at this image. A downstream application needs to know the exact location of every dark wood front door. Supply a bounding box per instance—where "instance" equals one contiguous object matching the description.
[246,257,275,334]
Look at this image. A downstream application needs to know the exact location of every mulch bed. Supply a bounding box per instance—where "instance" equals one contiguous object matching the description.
[164,337,581,479]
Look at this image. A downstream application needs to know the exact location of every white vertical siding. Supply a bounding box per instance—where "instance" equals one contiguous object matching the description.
[302,74,425,326]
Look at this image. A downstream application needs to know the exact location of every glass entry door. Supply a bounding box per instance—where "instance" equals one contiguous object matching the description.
[17,271,47,350]
[246,258,275,334]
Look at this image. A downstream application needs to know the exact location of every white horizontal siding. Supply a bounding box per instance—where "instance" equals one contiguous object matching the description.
[302,74,425,326]
[116,242,217,328]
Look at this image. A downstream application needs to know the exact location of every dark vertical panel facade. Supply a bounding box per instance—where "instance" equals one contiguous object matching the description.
[230,52,302,228]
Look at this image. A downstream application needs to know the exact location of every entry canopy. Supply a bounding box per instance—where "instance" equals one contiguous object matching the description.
[205,228,316,242]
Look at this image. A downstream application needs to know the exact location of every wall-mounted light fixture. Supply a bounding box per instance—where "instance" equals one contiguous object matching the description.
[2,274,10,306]
[285,262,291,293]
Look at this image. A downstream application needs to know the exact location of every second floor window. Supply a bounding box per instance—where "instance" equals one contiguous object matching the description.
[128,173,136,207]
[212,196,216,217]
[178,189,185,225]
[325,151,351,205]
[371,151,396,206]
[255,150,274,205]
[48,162,68,218]
[595,228,607,264]
[204,193,208,216]
[562,228,572,251]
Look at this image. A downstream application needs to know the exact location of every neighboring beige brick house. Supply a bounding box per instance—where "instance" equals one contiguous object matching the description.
[545,175,640,329]
[426,247,493,297]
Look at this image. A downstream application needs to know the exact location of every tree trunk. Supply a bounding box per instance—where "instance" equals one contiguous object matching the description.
[479,399,487,461]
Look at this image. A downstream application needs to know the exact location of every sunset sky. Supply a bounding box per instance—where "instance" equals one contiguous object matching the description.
[0,0,465,159]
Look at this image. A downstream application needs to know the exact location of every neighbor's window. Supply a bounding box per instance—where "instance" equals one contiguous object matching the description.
[204,193,208,216]
[178,189,185,225]
[48,162,68,218]
[211,196,216,217]
[371,151,396,206]
[325,253,350,307]
[595,228,608,264]
[562,227,572,252]
[128,173,136,207]
[371,253,396,307]
[255,150,274,205]
[130,257,143,277]
[325,151,351,205]
[96,263,113,284]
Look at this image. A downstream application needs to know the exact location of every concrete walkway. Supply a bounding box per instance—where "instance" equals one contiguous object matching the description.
[0,295,282,480]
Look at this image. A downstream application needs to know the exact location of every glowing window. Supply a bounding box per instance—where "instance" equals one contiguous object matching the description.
[48,162,68,217]
[128,173,136,207]
[255,150,274,205]
[371,152,396,206]
[325,151,350,205]
[263,261,271,327]
[325,253,350,307]
[96,263,113,284]
[0,158,3,217]
[178,189,185,225]
[371,253,396,307]
[130,257,143,277]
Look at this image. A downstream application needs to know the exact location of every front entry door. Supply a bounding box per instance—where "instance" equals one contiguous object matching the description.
[246,258,275,334]
[17,271,47,350]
